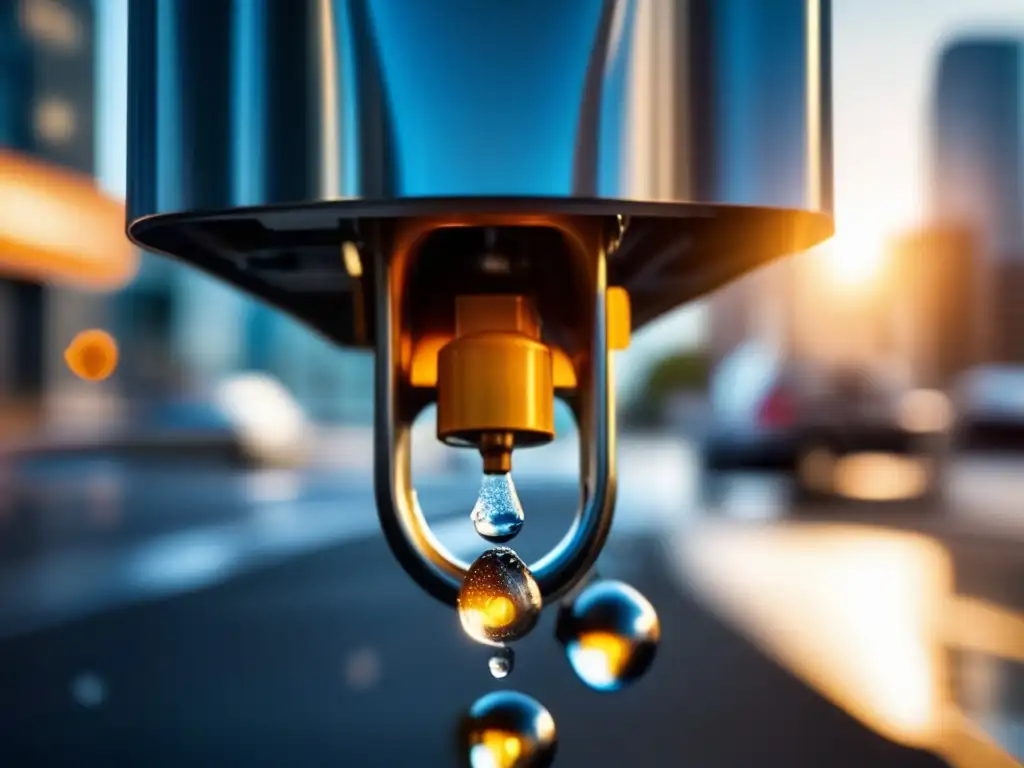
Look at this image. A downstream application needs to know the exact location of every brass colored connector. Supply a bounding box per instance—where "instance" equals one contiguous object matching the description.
[436,295,555,470]
[411,287,631,390]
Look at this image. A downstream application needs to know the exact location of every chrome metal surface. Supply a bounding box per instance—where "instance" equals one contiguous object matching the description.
[126,0,834,346]
[373,226,615,607]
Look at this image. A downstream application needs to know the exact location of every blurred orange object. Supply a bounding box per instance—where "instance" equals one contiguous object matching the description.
[64,329,119,382]
[0,150,137,290]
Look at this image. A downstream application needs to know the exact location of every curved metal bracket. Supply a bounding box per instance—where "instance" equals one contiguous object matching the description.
[372,215,617,607]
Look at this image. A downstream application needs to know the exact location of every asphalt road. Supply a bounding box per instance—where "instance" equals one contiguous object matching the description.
[0,450,1019,766]
[0,457,484,638]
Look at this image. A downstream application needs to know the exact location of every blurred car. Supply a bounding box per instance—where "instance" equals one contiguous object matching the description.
[702,340,802,471]
[953,365,1024,450]
[702,342,950,503]
[793,375,951,505]
[213,373,311,468]
[5,374,309,470]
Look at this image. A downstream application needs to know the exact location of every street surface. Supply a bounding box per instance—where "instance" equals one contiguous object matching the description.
[0,438,1019,766]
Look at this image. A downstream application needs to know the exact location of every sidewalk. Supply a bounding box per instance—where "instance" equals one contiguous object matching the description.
[0,393,243,462]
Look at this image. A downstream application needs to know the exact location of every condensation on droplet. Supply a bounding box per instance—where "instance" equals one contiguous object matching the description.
[459,690,557,768]
[458,548,542,645]
[555,579,660,693]
[488,646,515,679]
[471,472,524,543]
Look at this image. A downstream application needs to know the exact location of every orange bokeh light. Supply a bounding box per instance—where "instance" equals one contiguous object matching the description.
[0,150,137,290]
[64,329,119,382]
[484,596,517,628]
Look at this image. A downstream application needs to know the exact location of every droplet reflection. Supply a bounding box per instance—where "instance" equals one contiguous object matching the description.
[471,472,525,543]
[488,646,514,679]
[458,548,542,645]
[458,690,557,768]
[556,580,660,692]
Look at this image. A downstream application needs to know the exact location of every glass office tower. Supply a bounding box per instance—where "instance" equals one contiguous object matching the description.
[930,37,1024,364]
[0,0,98,404]
[931,38,1023,260]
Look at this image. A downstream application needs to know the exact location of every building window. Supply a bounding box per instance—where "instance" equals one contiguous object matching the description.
[34,96,77,145]
[19,0,83,53]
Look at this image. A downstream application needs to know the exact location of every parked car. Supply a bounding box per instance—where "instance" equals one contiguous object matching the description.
[5,374,309,470]
[701,340,802,471]
[702,342,950,502]
[953,365,1024,450]
[793,373,950,505]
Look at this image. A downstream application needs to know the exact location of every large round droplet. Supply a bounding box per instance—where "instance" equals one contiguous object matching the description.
[555,580,660,692]
[488,647,514,679]
[471,472,525,543]
[458,690,557,768]
[458,548,542,645]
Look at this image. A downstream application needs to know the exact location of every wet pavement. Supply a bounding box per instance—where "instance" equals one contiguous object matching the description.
[0,456,488,638]
[0,442,1020,766]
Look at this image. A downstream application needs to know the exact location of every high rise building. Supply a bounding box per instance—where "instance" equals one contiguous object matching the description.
[0,0,98,405]
[931,38,1023,259]
[930,37,1024,364]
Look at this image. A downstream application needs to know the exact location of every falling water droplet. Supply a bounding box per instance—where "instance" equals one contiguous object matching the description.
[458,548,542,645]
[488,646,515,679]
[458,690,557,768]
[471,472,525,543]
[555,580,660,692]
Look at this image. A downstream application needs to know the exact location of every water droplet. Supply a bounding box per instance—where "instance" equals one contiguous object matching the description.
[458,690,557,768]
[488,647,515,679]
[471,472,524,543]
[556,580,660,692]
[458,548,542,645]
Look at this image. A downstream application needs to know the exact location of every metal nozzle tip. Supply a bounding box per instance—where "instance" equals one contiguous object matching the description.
[480,431,514,474]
